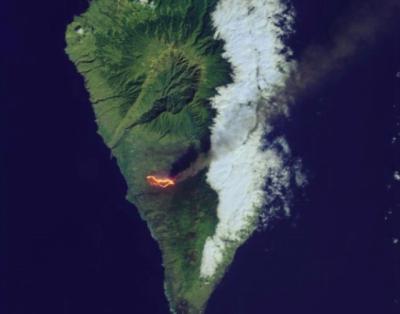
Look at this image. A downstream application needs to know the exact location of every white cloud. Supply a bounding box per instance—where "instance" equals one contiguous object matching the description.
[200,0,297,278]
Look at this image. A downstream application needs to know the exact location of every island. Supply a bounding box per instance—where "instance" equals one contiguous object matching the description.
[66,0,296,313]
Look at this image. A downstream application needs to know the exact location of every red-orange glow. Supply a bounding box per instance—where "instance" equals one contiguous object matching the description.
[146,175,176,188]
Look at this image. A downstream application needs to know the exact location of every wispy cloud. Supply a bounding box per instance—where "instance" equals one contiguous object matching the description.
[285,0,400,99]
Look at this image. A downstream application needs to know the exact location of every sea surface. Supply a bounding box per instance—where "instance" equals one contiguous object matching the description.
[2,0,399,314]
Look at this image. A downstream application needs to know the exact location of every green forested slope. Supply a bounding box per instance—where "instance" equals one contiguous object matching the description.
[66,1,231,313]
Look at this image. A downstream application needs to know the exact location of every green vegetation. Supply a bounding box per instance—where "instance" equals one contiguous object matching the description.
[66,0,231,312]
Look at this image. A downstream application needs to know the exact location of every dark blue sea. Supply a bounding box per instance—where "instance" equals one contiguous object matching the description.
[2,0,399,313]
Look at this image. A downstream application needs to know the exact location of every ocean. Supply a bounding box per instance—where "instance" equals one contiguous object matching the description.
[2,0,399,313]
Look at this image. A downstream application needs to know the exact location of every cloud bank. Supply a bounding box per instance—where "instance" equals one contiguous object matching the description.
[199,0,400,279]
[200,0,299,278]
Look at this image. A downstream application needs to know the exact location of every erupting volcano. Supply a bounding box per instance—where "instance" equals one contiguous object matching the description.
[146,175,176,188]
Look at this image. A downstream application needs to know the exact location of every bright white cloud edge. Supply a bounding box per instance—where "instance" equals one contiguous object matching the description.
[200,0,297,278]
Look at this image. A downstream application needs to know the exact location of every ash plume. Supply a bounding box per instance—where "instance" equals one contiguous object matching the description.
[284,0,400,100]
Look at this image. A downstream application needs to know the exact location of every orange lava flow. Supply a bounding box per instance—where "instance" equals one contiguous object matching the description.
[146,175,176,188]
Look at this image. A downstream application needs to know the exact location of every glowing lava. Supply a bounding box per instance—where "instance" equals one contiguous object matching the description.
[146,175,176,188]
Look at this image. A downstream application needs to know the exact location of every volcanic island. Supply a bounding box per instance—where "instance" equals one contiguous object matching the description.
[66,0,295,313]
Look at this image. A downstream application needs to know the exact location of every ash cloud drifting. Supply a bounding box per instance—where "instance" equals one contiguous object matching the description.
[285,0,400,99]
